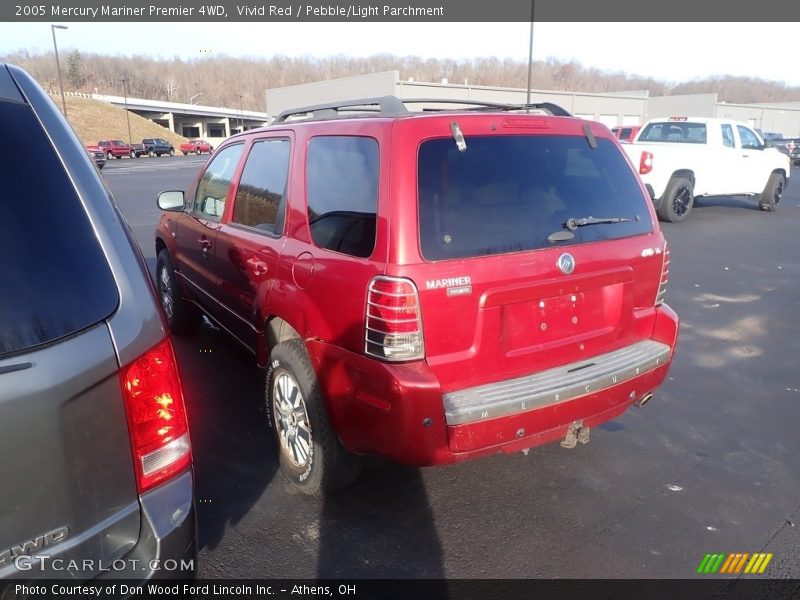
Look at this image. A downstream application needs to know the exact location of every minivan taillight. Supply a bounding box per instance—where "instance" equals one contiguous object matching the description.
[656,243,670,306]
[365,276,424,361]
[120,337,191,493]
[639,151,653,175]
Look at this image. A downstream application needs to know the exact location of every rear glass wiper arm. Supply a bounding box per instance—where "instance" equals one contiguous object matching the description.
[565,216,631,231]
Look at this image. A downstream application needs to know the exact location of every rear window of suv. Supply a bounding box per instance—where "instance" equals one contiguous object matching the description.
[0,100,119,357]
[418,135,653,261]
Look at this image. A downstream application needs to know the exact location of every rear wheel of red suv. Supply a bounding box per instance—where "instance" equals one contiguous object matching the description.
[267,339,362,495]
[156,249,200,334]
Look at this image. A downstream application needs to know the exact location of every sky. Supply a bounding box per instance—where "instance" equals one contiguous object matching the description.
[0,22,797,87]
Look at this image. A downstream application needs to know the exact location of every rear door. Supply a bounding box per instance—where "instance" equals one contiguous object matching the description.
[0,91,140,577]
[214,135,292,348]
[406,120,664,392]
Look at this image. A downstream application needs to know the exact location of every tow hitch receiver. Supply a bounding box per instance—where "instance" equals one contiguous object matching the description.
[560,420,591,449]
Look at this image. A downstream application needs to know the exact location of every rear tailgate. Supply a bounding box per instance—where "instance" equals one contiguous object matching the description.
[0,85,140,578]
[399,118,664,393]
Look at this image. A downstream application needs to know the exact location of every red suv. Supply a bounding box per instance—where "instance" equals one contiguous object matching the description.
[98,139,135,159]
[155,97,679,495]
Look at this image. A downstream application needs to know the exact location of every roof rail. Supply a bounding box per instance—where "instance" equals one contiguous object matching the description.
[272,96,572,123]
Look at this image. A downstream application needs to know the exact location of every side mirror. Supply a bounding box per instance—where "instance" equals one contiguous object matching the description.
[157,190,185,211]
[764,139,774,149]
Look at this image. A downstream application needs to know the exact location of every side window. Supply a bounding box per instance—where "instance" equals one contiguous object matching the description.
[232,138,291,234]
[737,126,761,150]
[193,144,244,220]
[306,136,379,258]
[721,124,735,148]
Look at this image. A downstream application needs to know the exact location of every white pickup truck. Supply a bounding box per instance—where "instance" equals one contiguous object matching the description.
[623,117,790,222]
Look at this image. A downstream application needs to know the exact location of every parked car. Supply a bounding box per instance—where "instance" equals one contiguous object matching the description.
[130,142,147,158]
[98,139,135,159]
[155,96,679,496]
[1,64,196,580]
[179,139,213,155]
[611,125,641,143]
[143,137,175,157]
[85,144,106,169]
[623,116,790,221]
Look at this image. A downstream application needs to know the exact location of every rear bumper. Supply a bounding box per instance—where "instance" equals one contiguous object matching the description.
[309,303,679,466]
[96,469,196,581]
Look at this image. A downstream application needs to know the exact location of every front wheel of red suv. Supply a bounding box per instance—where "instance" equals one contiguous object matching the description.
[156,249,200,334]
[267,339,362,496]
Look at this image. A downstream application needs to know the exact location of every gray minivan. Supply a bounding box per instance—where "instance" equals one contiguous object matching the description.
[0,64,195,580]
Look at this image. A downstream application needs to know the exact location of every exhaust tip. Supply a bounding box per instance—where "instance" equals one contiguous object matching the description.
[635,393,653,408]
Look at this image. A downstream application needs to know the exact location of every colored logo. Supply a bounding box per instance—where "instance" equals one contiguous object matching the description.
[697,552,773,575]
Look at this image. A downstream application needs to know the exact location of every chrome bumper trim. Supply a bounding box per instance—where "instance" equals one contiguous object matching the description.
[444,340,671,425]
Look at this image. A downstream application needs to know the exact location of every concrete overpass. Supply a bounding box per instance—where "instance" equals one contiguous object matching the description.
[92,94,271,145]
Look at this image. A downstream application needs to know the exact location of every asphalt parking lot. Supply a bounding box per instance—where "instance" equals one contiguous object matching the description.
[104,157,800,579]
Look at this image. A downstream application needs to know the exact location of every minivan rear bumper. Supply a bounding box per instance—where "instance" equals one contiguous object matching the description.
[96,469,196,581]
[309,303,679,466]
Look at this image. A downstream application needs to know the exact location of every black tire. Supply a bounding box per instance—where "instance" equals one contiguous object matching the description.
[195,148,201,155]
[148,149,155,157]
[182,151,188,156]
[156,249,201,334]
[169,148,175,156]
[657,176,694,223]
[106,151,113,160]
[129,149,136,159]
[266,339,362,495]
[759,173,784,212]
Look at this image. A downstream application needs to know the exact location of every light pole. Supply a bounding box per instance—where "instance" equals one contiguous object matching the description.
[120,77,133,145]
[189,92,203,105]
[51,25,68,118]
[525,0,534,112]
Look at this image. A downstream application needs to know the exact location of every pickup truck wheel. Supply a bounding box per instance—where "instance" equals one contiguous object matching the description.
[181,151,187,156]
[759,173,784,212]
[106,151,113,160]
[148,150,155,157]
[169,149,175,156]
[658,176,694,223]
[267,339,362,496]
[195,148,201,155]
[156,250,201,334]
[129,149,136,158]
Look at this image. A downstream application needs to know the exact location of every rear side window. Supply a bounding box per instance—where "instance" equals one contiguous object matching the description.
[418,135,653,261]
[193,144,243,220]
[306,136,378,258]
[0,100,118,357]
[232,138,291,234]
[639,122,707,144]
[721,124,735,148]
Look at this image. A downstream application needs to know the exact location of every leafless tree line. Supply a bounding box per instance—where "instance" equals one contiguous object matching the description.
[3,50,799,111]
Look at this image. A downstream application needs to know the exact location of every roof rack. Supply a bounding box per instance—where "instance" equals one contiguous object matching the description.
[272,96,572,123]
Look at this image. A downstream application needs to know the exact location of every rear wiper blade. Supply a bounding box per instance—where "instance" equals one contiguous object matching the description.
[565,216,631,231]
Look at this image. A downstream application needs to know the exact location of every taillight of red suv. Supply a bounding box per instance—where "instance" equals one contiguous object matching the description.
[120,337,191,493]
[365,276,424,361]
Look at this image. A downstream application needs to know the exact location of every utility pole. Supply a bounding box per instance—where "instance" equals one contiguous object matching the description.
[51,25,68,118]
[525,0,535,112]
[120,77,133,145]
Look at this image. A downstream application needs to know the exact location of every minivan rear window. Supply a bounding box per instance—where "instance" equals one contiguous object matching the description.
[418,135,653,261]
[0,100,119,357]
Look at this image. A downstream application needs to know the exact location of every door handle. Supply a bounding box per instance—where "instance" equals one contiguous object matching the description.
[198,238,212,249]
[246,257,268,275]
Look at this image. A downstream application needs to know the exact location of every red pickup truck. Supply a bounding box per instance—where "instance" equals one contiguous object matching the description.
[98,139,135,159]
[179,139,213,155]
